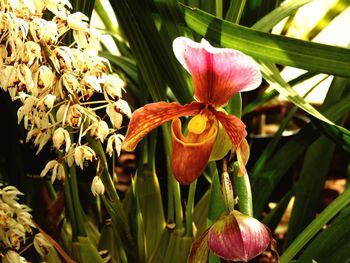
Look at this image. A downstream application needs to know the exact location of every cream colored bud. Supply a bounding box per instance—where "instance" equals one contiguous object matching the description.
[103,74,124,100]
[1,186,23,207]
[34,233,52,256]
[61,73,79,96]
[74,145,96,169]
[116,99,131,118]
[67,12,89,31]
[40,160,65,183]
[85,120,109,143]
[3,250,27,263]
[106,103,123,130]
[106,134,124,157]
[53,127,71,152]
[22,41,41,67]
[51,47,74,73]
[91,176,105,196]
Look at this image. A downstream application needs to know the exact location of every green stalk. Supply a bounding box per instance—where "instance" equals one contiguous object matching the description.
[185,180,197,237]
[63,175,78,241]
[281,187,350,262]
[85,135,136,258]
[69,165,87,236]
[232,163,253,217]
[225,0,246,23]
[162,124,183,229]
[86,135,119,202]
[45,180,58,200]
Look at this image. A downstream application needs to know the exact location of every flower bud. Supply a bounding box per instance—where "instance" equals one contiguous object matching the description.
[74,145,96,169]
[3,250,27,263]
[53,127,71,152]
[34,233,52,256]
[91,176,105,196]
[207,211,271,262]
[106,134,124,157]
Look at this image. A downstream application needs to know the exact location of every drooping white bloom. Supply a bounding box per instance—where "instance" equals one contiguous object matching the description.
[33,233,52,256]
[40,160,65,183]
[91,176,105,196]
[74,145,96,169]
[106,103,123,130]
[84,120,109,143]
[103,74,125,100]
[3,250,28,263]
[53,127,71,152]
[106,134,124,157]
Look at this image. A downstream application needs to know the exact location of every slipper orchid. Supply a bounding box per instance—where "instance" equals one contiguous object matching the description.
[123,37,261,185]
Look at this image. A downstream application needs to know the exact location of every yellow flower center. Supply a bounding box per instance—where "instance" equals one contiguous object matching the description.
[188,114,207,134]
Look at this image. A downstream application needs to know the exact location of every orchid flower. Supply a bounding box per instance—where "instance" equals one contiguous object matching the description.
[123,37,262,185]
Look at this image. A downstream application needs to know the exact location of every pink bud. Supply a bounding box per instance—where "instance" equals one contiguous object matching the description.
[208,211,271,262]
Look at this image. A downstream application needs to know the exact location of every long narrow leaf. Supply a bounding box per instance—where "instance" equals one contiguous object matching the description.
[182,6,350,78]
[281,187,350,262]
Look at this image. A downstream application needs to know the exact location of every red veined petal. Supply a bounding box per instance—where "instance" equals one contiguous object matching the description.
[188,229,210,263]
[236,138,250,176]
[171,112,217,185]
[123,101,203,151]
[212,110,247,150]
[208,211,271,262]
[173,37,262,107]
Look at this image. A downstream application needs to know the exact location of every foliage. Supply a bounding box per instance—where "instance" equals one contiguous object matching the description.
[1,0,350,262]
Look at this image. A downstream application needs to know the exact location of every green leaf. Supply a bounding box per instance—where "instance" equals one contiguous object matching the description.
[262,188,294,231]
[281,187,350,262]
[225,0,246,23]
[284,136,336,247]
[72,236,104,263]
[135,169,166,260]
[207,166,225,226]
[111,0,192,104]
[252,0,312,31]
[252,90,350,216]
[296,205,350,263]
[182,6,350,78]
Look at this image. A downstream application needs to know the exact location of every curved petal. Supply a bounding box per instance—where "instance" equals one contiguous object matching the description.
[208,211,271,262]
[213,110,247,149]
[173,37,262,107]
[171,112,217,185]
[123,101,203,151]
[236,138,250,176]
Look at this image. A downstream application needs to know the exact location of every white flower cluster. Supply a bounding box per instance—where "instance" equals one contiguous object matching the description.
[0,0,129,186]
[0,186,35,251]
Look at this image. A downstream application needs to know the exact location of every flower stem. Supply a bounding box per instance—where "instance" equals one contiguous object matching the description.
[185,180,197,237]
[63,175,78,241]
[233,162,253,217]
[69,164,87,236]
[85,135,136,257]
[221,159,235,212]
[161,124,183,229]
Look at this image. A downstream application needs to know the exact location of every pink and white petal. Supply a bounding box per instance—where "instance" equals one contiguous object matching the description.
[213,110,247,149]
[171,115,217,185]
[123,101,203,151]
[173,37,262,107]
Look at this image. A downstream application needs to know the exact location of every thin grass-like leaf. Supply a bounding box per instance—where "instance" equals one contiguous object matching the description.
[182,6,350,78]
[296,206,350,262]
[281,187,350,262]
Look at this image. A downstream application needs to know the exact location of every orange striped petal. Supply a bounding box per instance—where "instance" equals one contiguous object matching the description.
[171,113,217,185]
[123,101,203,151]
[213,110,247,150]
[236,138,250,176]
[173,37,262,107]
